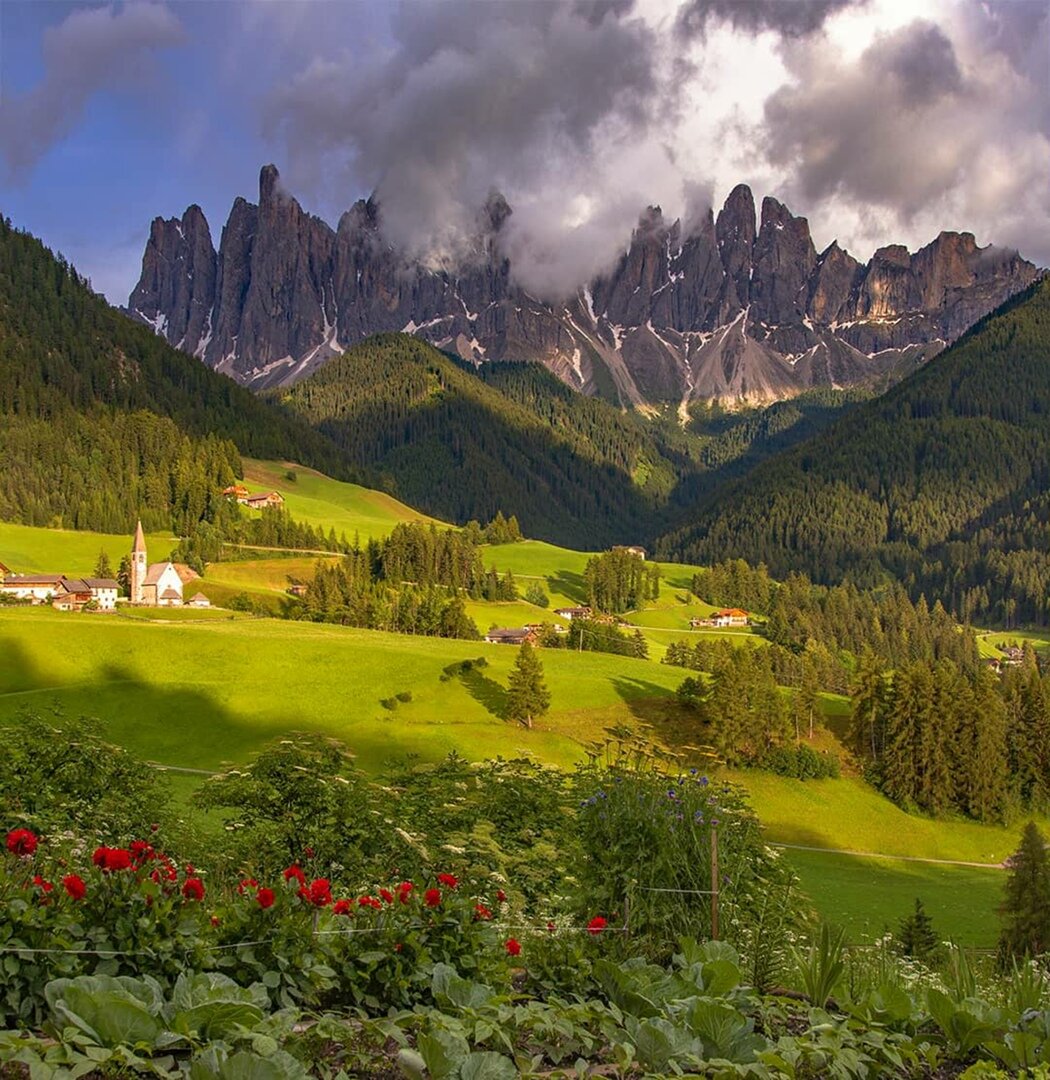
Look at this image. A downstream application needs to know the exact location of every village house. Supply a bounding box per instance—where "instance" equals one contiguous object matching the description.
[553,605,592,621]
[129,521,199,607]
[691,608,750,629]
[52,578,119,612]
[222,484,251,501]
[0,573,66,603]
[187,592,211,608]
[998,645,1025,667]
[614,545,647,560]
[484,627,536,645]
[243,491,284,510]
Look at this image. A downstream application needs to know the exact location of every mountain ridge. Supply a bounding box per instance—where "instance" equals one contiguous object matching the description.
[128,166,1040,408]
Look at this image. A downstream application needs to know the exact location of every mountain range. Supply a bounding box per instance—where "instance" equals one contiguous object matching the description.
[128,166,1040,408]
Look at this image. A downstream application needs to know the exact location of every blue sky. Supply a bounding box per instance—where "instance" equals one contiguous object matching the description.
[1,0,1047,305]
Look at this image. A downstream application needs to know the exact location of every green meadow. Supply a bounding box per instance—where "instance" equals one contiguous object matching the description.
[0,463,1032,945]
[241,459,439,541]
[0,522,177,576]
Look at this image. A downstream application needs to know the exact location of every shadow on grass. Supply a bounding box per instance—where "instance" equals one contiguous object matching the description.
[548,571,588,604]
[460,667,509,721]
[0,636,412,774]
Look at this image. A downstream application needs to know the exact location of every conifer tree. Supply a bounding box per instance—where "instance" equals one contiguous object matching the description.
[999,822,1050,960]
[94,549,113,579]
[897,898,938,960]
[506,642,550,730]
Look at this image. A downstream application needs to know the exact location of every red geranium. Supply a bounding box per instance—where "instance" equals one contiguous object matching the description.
[505,938,521,957]
[283,864,306,886]
[424,888,442,908]
[6,828,38,857]
[62,874,87,901]
[237,877,258,895]
[474,903,492,921]
[182,877,205,902]
[306,878,332,907]
[379,888,395,904]
[32,875,53,893]
[437,872,459,888]
[547,921,556,933]
[587,915,608,935]
[129,840,154,864]
[358,895,382,910]
[256,887,275,909]
[332,899,353,915]
[210,915,221,927]
[92,847,132,872]
[397,881,414,903]
[496,889,507,903]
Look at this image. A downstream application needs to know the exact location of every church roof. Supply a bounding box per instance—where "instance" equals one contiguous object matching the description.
[143,562,177,586]
[174,563,200,584]
[133,521,147,554]
[159,588,182,600]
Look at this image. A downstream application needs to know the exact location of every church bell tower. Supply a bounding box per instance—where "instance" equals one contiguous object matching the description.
[130,521,147,604]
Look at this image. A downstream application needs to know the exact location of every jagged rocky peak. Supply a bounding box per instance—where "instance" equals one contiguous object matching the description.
[128,166,1042,407]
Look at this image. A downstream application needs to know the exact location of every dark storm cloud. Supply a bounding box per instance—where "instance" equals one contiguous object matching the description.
[266,0,668,297]
[764,21,976,215]
[677,0,859,39]
[0,3,183,178]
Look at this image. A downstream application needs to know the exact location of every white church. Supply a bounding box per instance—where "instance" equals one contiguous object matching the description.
[129,522,208,608]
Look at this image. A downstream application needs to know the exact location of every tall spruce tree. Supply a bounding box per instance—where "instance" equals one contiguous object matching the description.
[897,898,938,960]
[999,822,1050,960]
[505,642,551,730]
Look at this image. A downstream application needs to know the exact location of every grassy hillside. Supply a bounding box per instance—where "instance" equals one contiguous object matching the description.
[0,218,350,537]
[662,279,1050,626]
[271,335,686,549]
[242,459,439,541]
[0,522,176,574]
[0,607,687,773]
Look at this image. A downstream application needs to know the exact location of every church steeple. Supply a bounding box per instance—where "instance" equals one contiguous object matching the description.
[130,521,147,604]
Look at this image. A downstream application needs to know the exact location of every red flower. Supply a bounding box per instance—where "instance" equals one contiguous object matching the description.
[358,895,382,910]
[424,888,442,908]
[182,877,205,902]
[587,916,608,935]
[6,829,38,857]
[32,875,53,893]
[397,881,414,903]
[92,847,132,872]
[332,899,353,915]
[505,938,521,957]
[237,877,258,895]
[496,889,507,903]
[547,921,556,933]
[379,888,395,904]
[62,874,86,901]
[474,903,492,921]
[256,887,275,909]
[307,878,332,907]
[283,864,306,886]
[437,873,459,888]
[210,915,221,927]
[129,840,154,864]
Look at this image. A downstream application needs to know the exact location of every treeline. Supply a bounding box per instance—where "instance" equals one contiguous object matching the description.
[0,410,239,536]
[584,549,660,614]
[850,652,1050,821]
[172,506,352,572]
[674,644,837,777]
[690,558,978,677]
[0,215,349,538]
[663,280,1050,626]
[273,335,676,549]
[295,522,523,637]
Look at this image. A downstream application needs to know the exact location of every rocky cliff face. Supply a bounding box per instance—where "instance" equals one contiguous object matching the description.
[128,165,1041,407]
